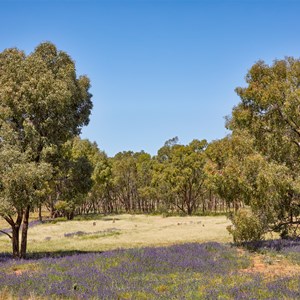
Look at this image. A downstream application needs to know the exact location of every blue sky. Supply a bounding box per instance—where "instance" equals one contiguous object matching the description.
[1,0,300,156]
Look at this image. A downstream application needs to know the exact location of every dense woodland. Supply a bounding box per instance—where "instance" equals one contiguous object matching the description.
[46,136,232,218]
[1,42,300,258]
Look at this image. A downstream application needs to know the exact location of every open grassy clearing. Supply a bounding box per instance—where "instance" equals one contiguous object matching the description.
[1,215,300,299]
[0,214,232,253]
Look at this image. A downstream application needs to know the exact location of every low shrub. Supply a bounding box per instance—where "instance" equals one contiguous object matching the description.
[227,210,266,244]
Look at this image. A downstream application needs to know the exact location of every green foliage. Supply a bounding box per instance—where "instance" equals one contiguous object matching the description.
[154,138,208,215]
[227,57,300,238]
[0,42,92,258]
[228,58,300,167]
[205,133,254,209]
[0,147,51,216]
[227,210,266,244]
[54,200,75,219]
[46,137,98,219]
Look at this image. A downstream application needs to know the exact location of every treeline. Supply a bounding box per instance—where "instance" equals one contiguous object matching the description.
[45,136,238,219]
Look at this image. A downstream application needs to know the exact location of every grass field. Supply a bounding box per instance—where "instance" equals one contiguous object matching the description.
[0,214,232,253]
[1,214,300,299]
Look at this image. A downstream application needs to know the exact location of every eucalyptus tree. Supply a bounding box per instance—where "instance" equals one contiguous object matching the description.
[228,57,300,237]
[51,138,93,219]
[0,42,92,258]
[89,153,113,213]
[108,150,157,213]
[111,151,139,212]
[0,146,51,257]
[155,138,208,215]
[71,137,112,214]
[135,151,156,212]
[205,134,254,212]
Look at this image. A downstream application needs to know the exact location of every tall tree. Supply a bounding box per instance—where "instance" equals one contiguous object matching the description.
[50,138,94,220]
[136,151,156,213]
[111,151,138,212]
[0,42,92,258]
[228,57,300,237]
[155,138,207,215]
[205,134,254,212]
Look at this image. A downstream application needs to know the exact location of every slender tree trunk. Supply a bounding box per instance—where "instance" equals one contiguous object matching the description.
[187,204,192,215]
[49,195,55,218]
[20,205,30,259]
[5,213,23,259]
[38,203,42,222]
[234,200,239,213]
[12,226,20,258]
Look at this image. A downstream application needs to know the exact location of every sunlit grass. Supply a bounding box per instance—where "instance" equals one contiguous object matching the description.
[0,214,232,253]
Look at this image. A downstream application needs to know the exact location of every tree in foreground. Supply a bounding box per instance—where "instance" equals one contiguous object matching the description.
[227,57,300,239]
[0,42,92,258]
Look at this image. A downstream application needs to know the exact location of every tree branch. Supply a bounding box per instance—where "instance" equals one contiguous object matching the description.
[271,220,300,231]
[292,140,300,150]
[3,215,14,227]
[274,104,300,139]
[0,230,12,239]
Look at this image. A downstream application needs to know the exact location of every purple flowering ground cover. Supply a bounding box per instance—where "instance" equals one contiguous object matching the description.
[244,238,300,264]
[0,242,299,299]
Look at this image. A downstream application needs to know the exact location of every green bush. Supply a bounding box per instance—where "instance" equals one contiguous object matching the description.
[227,210,266,244]
[54,200,75,220]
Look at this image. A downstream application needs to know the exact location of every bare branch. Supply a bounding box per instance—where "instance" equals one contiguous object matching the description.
[0,230,12,239]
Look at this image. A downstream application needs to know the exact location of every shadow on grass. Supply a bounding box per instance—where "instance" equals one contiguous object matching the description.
[0,250,103,262]
[44,215,121,223]
[240,238,300,252]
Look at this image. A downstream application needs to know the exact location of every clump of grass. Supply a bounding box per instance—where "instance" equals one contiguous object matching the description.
[64,228,120,238]
[79,232,121,240]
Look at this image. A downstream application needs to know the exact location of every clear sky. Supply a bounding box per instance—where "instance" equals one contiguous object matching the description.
[1,0,300,156]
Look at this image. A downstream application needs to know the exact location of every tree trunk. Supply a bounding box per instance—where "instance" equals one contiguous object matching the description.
[5,213,23,259]
[12,225,20,258]
[187,205,192,215]
[234,200,239,213]
[20,205,30,259]
[38,203,42,222]
[49,195,55,218]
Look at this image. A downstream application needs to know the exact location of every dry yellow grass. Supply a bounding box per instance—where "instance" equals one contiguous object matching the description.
[0,217,7,229]
[0,214,232,253]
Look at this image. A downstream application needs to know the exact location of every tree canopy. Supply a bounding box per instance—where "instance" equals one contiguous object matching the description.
[0,42,92,258]
[227,57,300,239]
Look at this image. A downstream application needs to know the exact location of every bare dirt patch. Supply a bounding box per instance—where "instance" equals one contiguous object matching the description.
[14,270,22,276]
[239,249,300,279]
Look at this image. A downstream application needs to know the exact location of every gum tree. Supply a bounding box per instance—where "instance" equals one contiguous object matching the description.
[155,138,208,215]
[50,138,93,220]
[205,133,255,212]
[228,57,300,238]
[0,42,92,258]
